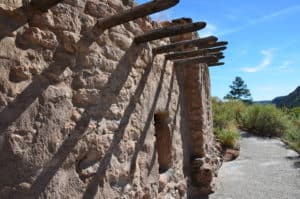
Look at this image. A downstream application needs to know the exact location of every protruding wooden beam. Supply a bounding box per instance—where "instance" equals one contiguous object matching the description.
[206,46,227,54]
[173,55,218,65]
[166,50,204,60]
[209,52,224,58]
[197,41,228,50]
[208,62,224,67]
[153,36,218,54]
[30,0,62,12]
[93,0,179,36]
[134,22,206,43]
[165,47,227,60]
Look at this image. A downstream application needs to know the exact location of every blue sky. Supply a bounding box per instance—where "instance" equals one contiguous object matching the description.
[136,0,300,100]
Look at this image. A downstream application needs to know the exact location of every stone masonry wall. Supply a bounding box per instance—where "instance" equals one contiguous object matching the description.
[0,0,220,198]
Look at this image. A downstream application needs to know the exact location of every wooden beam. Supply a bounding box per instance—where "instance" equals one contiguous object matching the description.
[208,62,224,67]
[173,55,218,65]
[30,0,62,12]
[206,46,227,54]
[134,21,206,43]
[208,52,223,58]
[197,41,228,50]
[165,47,227,60]
[153,36,218,54]
[93,0,179,36]
[165,49,205,60]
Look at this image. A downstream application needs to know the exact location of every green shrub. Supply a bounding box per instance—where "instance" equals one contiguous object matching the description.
[283,115,300,151]
[215,125,240,148]
[212,97,246,131]
[212,97,300,151]
[212,98,244,148]
[291,107,300,118]
[240,104,288,137]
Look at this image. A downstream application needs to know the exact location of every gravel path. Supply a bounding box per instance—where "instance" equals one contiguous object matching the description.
[209,132,300,199]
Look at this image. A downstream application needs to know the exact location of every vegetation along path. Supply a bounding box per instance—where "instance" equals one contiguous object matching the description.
[210,132,300,199]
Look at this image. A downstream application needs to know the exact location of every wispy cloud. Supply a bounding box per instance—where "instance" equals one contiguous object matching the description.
[279,60,293,70]
[219,4,300,36]
[242,49,274,73]
[248,5,300,24]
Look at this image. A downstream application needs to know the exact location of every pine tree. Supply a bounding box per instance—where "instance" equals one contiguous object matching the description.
[224,76,252,103]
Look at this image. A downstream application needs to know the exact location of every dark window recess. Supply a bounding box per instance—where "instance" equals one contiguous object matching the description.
[154,112,172,173]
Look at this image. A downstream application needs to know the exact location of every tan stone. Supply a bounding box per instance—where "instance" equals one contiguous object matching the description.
[18,27,58,49]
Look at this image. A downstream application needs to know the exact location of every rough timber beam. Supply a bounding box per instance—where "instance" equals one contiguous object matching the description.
[173,55,218,65]
[209,52,224,58]
[165,47,226,60]
[30,0,62,12]
[208,62,224,67]
[165,50,205,60]
[134,22,206,43]
[206,46,227,54]
[153,36,218,54]
[93,0,179,36]
[217,55,225,60]
[197,41,228,50]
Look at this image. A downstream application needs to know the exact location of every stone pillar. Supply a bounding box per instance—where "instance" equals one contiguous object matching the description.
[167,18,221,197]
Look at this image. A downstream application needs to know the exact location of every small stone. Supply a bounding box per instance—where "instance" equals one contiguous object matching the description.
[177,183,187,197]
[18,27,58,49]
[9,65,31,82]
[19,182,31,190]
[62,31,80,53]
[71,110,82,122]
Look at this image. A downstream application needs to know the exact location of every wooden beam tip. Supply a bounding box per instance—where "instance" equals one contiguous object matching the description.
[194,21,206,29]
[208,62,225,67]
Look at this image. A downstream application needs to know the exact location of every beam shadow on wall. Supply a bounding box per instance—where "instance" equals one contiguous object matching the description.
[25,43,146,199]
[0,49,73,136]
[175,64,194,195]
[0,41,145,197]
[146,72,179,177]
[82,60,169,199]
[128,60,168,180]
[0,26,109,136]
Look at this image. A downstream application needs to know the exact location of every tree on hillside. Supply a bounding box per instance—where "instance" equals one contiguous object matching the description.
[224,76,252,103]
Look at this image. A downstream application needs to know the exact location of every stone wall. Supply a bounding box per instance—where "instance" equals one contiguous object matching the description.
[0,0,220,198]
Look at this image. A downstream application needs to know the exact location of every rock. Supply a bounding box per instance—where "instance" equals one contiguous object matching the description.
[85,1,116,18]
[18,182,31,190]
[71,109,82,122]
[62,31,80,53]
[177,182,187,197]
[42,82,72,103]
[223,148,240,162]
[17,27,58,49]
[9,65,31,82]
[109,31,133,50]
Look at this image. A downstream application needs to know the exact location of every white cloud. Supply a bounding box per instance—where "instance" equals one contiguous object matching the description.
[248,5,300,25]
[219,4,300,36]
[242,49,274,73]
[199,24,217,37]
[279,60,293,70]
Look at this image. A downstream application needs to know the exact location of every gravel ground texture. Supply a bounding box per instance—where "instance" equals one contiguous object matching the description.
[209,132,300,199]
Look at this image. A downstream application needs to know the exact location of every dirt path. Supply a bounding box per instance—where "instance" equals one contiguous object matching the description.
[209,132,300,199]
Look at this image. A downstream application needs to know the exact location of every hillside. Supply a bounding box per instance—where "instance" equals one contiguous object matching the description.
[272,86,300,108]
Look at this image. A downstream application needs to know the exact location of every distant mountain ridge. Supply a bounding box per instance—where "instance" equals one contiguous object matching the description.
[272,86,300,108]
